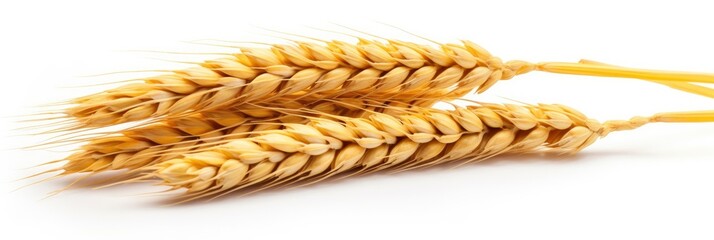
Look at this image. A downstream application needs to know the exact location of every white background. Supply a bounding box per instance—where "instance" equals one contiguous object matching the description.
[1,0,714,239]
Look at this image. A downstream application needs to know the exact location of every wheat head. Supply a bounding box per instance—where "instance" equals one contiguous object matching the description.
[62,39,540,129]
[146,102,707,200]
[62,37,714,131]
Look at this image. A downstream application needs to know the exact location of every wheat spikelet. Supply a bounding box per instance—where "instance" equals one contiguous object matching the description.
[145,102,710,200]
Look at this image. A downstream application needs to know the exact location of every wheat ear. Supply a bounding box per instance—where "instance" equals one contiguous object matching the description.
[57,37,714,130]
[60,39,504,129]
[147,103,714,200]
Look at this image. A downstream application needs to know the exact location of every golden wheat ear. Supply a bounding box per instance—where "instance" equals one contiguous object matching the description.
[135,94,714,203]
[536,60,714,98]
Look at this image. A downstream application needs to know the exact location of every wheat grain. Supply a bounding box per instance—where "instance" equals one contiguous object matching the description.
[145,102,714,201]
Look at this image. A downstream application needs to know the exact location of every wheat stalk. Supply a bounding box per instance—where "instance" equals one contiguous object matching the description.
[59,38,714,130]
[145,103,714,201]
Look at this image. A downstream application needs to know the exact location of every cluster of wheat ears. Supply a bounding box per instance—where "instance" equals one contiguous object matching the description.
[23,33,714,203]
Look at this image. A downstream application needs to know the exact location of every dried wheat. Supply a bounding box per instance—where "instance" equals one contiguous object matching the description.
[61,38,714,129]
[148,103,714,200]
